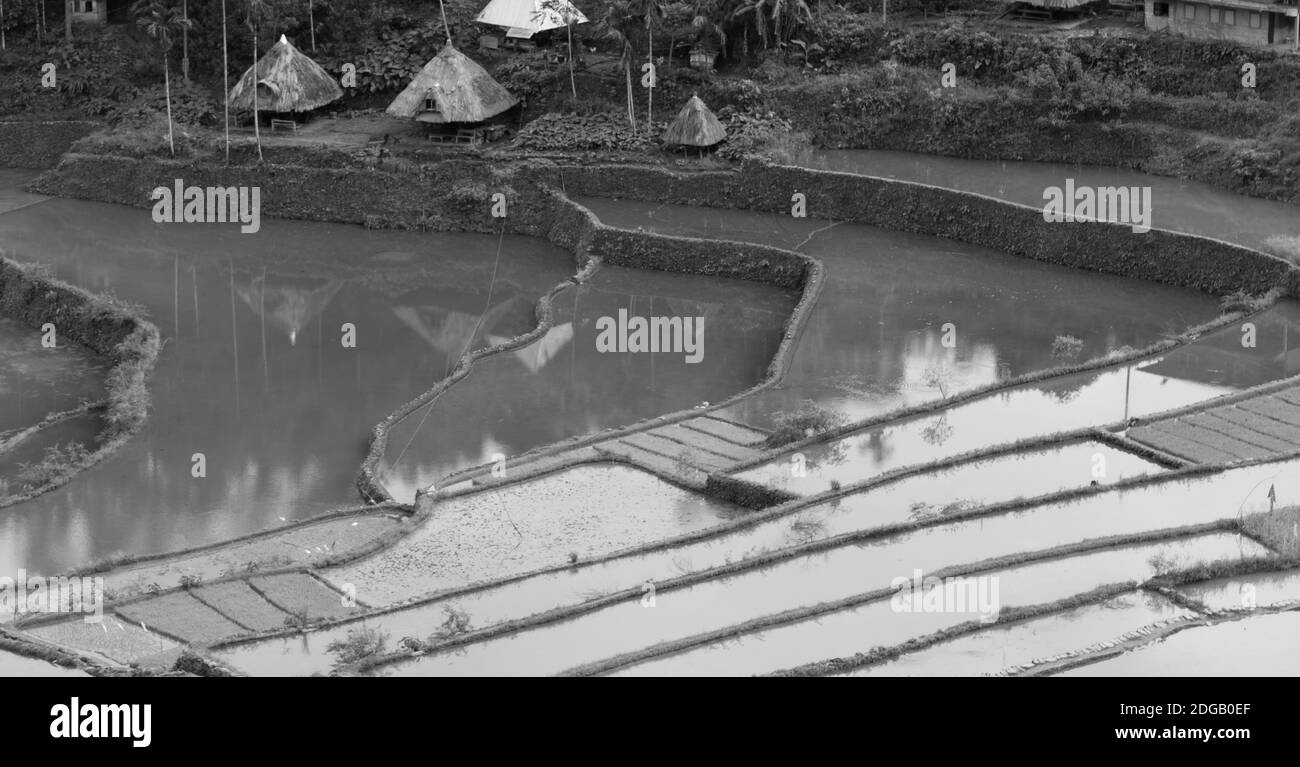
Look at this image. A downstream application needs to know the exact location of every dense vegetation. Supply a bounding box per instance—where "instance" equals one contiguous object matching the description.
[1,1,1297,202]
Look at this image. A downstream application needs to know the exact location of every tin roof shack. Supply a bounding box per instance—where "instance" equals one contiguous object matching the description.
[1145,0,1299,49]
[386,43,519,145]
[475,0,587,39]
[228,35,344,126]
[70,0,108,24]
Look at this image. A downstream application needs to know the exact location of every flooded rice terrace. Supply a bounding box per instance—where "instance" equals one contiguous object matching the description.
[577,197,1226,428]
[0,178,580,572]
[3,146,1300,679]
[378,265,794,499]
[0,174,791,572]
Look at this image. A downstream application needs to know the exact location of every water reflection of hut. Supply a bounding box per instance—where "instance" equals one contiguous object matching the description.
[487,323,574,374]
[662,94,726,155]
[229,35,344,127]
[386,43,518,144]
[392,293,529,360]
[1142,339,1297,389]
[233,272,343,346]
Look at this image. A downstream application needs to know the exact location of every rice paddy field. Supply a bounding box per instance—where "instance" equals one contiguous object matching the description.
[4,150,1300,680]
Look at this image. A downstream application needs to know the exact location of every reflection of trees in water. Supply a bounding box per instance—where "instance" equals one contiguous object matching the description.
[1035,373,1090,404]
[827,372,901,399]
[854,427,893,469]
[807,440,850,472]
[920,413,954,447]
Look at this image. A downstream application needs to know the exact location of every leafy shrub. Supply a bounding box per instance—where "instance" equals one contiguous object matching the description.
[431,606,472,641]
[1050,335,1084,361]
[16,442,91,491]
[109,79,219,128]
[327,626,389,666]
[764,401,848,448]
[1218,289,1260,315]
[495,54,563,108]
[714,108,809,163]
[514,112,656,152]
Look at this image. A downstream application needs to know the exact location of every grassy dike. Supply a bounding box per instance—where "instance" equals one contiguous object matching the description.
[0,628,136,678]
[0,259,160,509]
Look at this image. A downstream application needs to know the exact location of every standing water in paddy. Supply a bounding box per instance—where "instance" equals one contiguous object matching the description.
[735,301,1300,493]
[378,264,796,498]
[0,315,107,436]
[578,198,1223,429]
[0,193,572,574]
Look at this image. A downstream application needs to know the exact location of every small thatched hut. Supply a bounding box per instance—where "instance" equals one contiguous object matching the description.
[387,43,518,125]
[229,35,343,116]
[662,94,726,150]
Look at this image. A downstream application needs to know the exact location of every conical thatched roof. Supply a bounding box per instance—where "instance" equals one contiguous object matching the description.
[662,95,727,148]
[229,35,343,113]
[386,43,518,123]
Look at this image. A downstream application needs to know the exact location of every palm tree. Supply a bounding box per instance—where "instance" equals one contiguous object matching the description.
[600,0,638,128]
[64,0,71,41]
[730,0,811,52]
[633,0,664,124]
[246,0,273,161]
[133,0,193,156]
[691,0,727,58]
[222,0,230,161]
[538,0,579,100]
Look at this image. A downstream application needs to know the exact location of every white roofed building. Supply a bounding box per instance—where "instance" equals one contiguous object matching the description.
[475,0,588,38]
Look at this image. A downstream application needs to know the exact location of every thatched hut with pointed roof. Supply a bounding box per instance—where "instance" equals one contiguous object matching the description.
[387,43,518,125]
[229,35,343,116]
[662,94,727,149]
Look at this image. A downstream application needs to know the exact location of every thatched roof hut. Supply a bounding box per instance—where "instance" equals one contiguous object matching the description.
[662,94,727,148]
[386,43,518,124]
[229,35,343,113]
